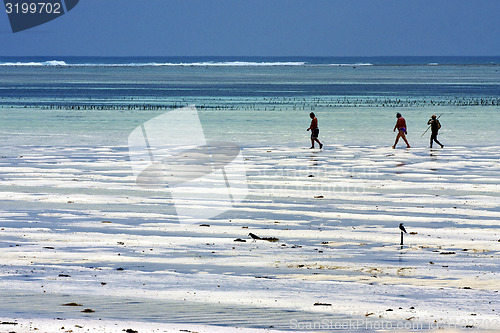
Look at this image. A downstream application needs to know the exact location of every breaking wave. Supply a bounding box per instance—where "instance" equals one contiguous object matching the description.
[0,60,68,66]
[0,60,374,67]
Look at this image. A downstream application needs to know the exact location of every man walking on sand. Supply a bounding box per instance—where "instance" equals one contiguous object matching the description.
[427,115,444,148]
[392,112,410,149]
[307,112,323,149]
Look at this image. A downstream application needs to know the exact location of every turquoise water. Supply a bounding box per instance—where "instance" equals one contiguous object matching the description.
[0,57,499,148]
[1,105,496,149]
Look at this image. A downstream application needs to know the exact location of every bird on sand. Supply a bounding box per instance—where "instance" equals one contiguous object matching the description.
[399,223,407,233]
[248,233,261,241]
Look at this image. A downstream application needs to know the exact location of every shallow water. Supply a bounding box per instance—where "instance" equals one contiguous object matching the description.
[1,58,499,148]
[0,291,356,330]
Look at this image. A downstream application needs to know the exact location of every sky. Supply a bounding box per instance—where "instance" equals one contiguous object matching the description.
[1,0,500,57]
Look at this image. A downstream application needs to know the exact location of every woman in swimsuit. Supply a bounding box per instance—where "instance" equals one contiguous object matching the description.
[392,113,410,149]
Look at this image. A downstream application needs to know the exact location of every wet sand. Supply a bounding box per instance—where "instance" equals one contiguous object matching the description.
[0,143,498,331]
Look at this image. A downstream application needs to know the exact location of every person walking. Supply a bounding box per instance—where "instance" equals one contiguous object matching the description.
[307,112,323,149]
[427,115,444,148]
[392,113,410,149]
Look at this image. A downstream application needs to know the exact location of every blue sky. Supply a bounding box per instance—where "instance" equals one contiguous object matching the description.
[1,0,499,57]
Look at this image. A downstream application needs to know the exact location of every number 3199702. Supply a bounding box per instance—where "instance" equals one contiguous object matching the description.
[5,2,62,14]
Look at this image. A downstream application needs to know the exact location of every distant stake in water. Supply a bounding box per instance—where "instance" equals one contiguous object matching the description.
[399,223,407,246]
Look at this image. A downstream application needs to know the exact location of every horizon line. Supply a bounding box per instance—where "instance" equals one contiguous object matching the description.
[1,55,500,58]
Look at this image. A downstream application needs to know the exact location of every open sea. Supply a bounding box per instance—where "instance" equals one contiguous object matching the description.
[0,56,499,147]
[0,57,499,330]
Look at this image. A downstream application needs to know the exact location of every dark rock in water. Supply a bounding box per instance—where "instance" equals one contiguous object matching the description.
[234,238,246,242]
[261,237,279,242]
[124,329,138,333]
[314,302,332,306]
[199,224,210,227]
[314,195,324,198]
[249,233,278,242]
[81,308,95,313]
[62,303,82,306]
[116,268,124,271]
[248,233,261,240]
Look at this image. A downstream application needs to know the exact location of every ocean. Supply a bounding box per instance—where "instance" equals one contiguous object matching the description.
[0,56,499,148]
[0,57,499,330]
